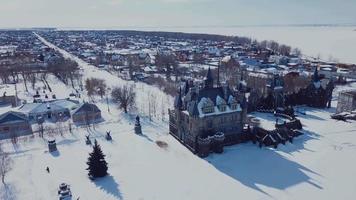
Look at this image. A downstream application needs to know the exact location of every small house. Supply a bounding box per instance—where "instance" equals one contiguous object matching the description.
[0,111,33,140]
[336,90,356,113]
[71,103,102,125]
[19,99,79,122]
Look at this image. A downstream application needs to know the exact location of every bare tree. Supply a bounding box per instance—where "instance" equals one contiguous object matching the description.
[147,92,157,121]
[111,84,136,113]
[97,81,107,99]
[28,73,37,90]
[268,40,280,53]
[20,69,29,92]
[291,48,302,57]
[85,78,107,99]
[0,145,12,185]
[155,52,178,79]
[127,55,139,80]
[278,44,292,56]
[10,131,18,145]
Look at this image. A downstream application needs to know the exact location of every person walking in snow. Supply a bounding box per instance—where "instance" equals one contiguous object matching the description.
[46,167,50,173]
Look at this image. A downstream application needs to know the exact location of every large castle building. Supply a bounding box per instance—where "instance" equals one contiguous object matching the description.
[169,68,248,156]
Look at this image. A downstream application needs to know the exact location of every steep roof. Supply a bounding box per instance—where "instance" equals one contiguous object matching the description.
[0,111,28,124]
[72,103,101,115]
[19,99,79,114]
[196,86,233,106]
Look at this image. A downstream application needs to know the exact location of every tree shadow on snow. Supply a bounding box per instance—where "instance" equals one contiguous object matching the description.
[94,175,123,199]
[206,144,323,197]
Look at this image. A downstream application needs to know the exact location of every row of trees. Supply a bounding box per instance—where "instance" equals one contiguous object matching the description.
[47,58,80,88]
[0,56,81,93]
[257,40,301,56]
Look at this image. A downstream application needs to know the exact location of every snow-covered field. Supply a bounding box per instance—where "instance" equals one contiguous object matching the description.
[135,26,356,64]
[1,34,356,200]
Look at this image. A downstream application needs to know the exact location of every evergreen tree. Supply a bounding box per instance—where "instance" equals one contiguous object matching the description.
[86,140,108,179]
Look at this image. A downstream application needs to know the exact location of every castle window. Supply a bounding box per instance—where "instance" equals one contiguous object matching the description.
[218,105,226,112]
[203,106,214,114]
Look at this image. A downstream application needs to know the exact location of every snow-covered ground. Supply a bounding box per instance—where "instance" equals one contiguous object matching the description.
[136,26,356,64]
[1,33,356,200]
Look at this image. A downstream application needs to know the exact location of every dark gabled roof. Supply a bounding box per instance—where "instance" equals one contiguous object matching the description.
[196,86,233,106]
[72,103,101,114]
[174,88,183,109]
[0,111,28,124]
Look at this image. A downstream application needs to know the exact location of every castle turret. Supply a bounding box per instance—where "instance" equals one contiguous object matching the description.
[174,87,183,110]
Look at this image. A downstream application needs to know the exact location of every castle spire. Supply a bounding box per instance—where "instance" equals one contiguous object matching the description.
[205,67,214,88]
[313,66,319,82]
[174,87,183,110]
[217,61,221,86]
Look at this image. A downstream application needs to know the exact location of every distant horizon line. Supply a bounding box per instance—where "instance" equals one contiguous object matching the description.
[1,23,356,30]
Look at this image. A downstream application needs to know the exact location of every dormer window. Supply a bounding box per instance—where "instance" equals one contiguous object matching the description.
[216,96,227,112]
[218,104,226,112]
[203,105,214,114]
[228,95,238,110]
[201,98,214,114]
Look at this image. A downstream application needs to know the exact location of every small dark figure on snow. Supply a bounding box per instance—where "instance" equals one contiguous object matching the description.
[134,115,142,135]
[106,131,112,141]
[46,167,50,173]
[86,135,91,145]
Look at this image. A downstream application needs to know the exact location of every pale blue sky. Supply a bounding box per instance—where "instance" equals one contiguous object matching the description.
[0,0,355,28]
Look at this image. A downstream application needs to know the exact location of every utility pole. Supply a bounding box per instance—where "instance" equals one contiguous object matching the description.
[106,87,111,113]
